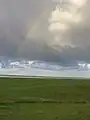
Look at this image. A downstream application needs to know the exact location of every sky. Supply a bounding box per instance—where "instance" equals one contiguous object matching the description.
[0,0,90,63]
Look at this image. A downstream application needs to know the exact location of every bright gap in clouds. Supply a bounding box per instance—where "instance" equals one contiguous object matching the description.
[48,0,87,50]
[70,0,86,7]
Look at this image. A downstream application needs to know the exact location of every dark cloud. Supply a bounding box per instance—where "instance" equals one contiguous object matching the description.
[0,0,55,60]
[0,0,90,63]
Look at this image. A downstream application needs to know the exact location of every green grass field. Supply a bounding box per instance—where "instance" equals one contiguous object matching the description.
[0,77,90,120]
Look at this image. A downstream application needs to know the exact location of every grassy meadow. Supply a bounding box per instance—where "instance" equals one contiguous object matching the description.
[0,77,90,120]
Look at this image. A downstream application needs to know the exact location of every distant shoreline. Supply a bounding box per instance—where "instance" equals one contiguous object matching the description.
[0,75,89,80]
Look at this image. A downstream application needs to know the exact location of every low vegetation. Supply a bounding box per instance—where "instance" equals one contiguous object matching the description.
[0,77,90,120]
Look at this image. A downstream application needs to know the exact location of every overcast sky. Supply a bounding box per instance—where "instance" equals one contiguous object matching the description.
[0,0,90,63]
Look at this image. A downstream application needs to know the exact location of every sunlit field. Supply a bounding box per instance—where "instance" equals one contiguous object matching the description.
[0,77,90,120]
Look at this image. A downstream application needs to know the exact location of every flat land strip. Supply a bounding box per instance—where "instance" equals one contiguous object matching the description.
[0,77,90,120]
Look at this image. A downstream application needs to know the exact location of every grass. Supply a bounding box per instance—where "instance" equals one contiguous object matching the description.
[16,103,90,120]
[0,77,90,119]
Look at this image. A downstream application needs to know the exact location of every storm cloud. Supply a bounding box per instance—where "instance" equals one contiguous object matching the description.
[0,0,90,62]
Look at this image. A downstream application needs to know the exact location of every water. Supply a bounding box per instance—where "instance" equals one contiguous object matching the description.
[0,68,90,78]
